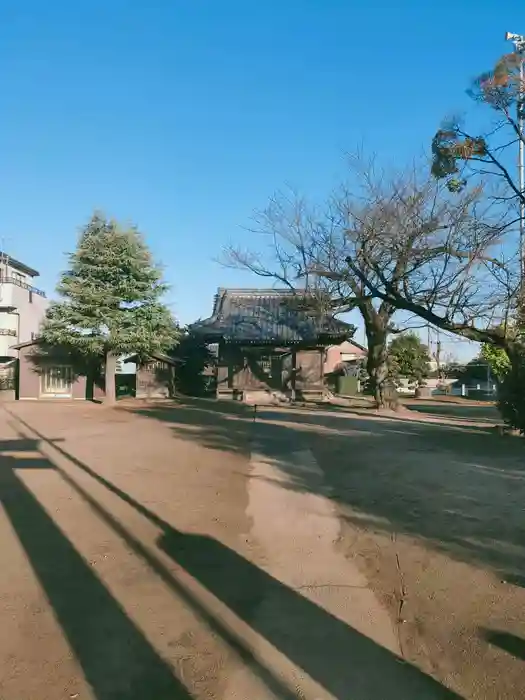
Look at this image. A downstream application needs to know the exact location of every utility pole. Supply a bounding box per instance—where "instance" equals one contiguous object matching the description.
[435,332,442,380]
[518,45,525,281]
[505,32,525,278]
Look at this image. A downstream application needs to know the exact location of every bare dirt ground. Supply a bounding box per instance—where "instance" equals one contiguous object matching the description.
[250,404,525,699]
[0,399,461,700]
[0,397,524,699]
[0,400,256,700]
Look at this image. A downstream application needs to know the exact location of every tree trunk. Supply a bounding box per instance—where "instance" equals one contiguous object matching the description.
[366,332,399,410]
[104,350,117,405]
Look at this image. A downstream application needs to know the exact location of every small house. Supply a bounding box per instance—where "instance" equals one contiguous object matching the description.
[324,340,367,376]
[12,340,180,401]
[123,352,180,399]
[323,339,368,396]
[12,339,103,400]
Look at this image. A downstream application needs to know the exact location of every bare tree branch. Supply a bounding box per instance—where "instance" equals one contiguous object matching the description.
[221,154,514,406]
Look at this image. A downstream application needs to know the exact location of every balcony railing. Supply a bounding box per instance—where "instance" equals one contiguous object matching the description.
[0,329,16,337]
[0,276,46,297]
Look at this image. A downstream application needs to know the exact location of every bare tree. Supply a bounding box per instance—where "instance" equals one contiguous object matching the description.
[338,183,518,356]
[424,51,525,358]
[223,160,503,409]
[224,186,399,409]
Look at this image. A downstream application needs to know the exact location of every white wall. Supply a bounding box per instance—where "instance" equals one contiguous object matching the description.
[0,267,49,357]
[18,292,49,343]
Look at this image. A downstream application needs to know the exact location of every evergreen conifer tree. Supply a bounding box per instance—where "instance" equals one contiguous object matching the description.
[43,213,178,403]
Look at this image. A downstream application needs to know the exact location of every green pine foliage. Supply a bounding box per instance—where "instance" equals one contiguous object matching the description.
[42,213,179,400]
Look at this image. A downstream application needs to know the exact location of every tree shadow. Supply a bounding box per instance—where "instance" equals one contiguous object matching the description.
[7,412,461,699]
[405,404,499,423]
[274,403,499,437]
[129,398,519,461]
[299,397,500,430]
[501,572,525,589]
[126,400,387,458]
[124,401,525,588]
[0,441,192,700]
[250,406,523,463]
[126,399,256,456]
[482,629,525,661]
[258,411,525,583]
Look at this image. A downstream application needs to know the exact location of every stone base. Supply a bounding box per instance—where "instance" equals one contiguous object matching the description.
[243,390,291,405]
[414,386,432,399]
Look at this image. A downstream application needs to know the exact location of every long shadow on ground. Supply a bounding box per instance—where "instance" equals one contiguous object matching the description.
[0,439,192,700]
[7,409,461,700]
[404,402,499,422]
[482,629,525,661]
[159,529,460,699]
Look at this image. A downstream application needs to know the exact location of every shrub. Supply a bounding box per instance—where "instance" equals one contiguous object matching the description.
[497,350,525,433]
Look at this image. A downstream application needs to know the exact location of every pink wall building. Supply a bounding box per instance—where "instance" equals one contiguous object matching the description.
[324,340,367,376]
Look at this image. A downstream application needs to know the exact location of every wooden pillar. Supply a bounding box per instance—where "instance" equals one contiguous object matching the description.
[227,349,233,389]
[291,348,297,401]
[216,341,231,398]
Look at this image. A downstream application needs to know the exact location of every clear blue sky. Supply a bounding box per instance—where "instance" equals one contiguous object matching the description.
[0,1,519,358]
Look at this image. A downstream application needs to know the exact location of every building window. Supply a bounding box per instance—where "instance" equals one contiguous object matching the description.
[41,366,73,396]
[29,290,33,303]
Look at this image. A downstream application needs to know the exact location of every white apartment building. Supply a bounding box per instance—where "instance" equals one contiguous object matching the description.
[0,253,48,361]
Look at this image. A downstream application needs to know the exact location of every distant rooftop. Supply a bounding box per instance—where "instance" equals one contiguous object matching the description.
[191,287,355,345]
[0,252,40,278]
